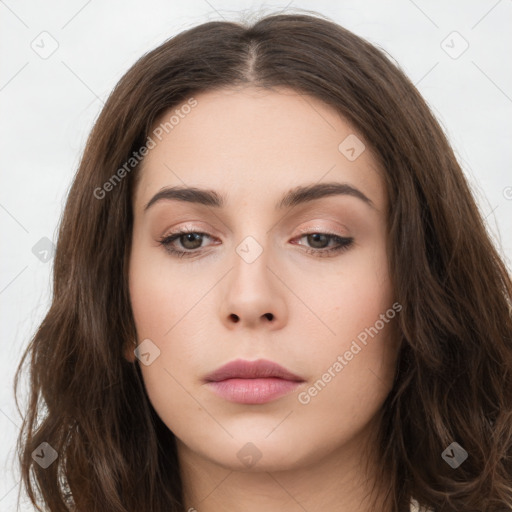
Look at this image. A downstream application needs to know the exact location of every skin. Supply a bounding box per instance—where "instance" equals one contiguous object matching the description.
[126,86,400,512]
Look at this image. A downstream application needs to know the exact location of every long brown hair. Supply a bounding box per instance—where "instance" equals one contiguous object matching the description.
[14,10,512,512]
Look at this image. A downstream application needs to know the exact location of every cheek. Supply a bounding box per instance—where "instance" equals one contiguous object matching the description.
[128,237,210,371]
[128,247,205,435]
[128,238,183,339]
[129,272,174,338]
[302,241,394,348]
[297,244,397,413]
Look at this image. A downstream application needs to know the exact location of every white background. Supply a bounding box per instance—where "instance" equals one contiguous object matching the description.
[1,1,511,510]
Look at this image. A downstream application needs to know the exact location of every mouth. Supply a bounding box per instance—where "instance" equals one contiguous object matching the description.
[204,358,305,405]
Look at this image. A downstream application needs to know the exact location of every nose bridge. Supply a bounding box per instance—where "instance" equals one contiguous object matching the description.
[228,197,273,266]
[234,233,266,266]
[229,230,273,295]
[223,195,286,284]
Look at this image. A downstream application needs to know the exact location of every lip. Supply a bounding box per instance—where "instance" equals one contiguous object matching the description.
[204,359,305,404]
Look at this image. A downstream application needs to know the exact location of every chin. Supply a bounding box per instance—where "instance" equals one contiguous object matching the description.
[186,430,322,473]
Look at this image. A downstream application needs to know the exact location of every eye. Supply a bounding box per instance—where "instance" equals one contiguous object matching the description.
[158,229,354,259]
[293,232,354,257]
[158,228,214,258]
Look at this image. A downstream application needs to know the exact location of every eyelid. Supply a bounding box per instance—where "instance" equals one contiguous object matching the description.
[294,223,350,237]
[161,222,213,237]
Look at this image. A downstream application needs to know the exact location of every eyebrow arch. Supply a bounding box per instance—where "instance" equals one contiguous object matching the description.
[143,182,375,212]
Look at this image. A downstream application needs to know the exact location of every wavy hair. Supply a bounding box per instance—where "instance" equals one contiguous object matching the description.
[14,10,512,512]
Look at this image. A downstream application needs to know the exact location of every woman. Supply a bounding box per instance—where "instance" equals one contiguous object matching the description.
[14,11,512,512]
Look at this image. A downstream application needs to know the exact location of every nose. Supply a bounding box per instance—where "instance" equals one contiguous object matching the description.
[219,240,288,331]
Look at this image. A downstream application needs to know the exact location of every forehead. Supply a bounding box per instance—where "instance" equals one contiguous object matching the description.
[133,86,386,214]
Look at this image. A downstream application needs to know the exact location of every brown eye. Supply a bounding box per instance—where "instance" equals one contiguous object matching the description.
[178,233,204,250]
[306,233,330,249]
[294,232,354,257]
[158,230,214,258]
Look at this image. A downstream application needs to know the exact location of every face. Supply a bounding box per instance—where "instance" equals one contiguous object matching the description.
[127,86,400,473]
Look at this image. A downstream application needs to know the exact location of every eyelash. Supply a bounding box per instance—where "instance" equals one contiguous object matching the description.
[158,227,354,259]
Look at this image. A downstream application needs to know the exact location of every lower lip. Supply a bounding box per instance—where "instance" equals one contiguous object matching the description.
[206,378,303,404]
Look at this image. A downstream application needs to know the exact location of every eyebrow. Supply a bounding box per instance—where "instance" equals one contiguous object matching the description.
[143,182,375,212]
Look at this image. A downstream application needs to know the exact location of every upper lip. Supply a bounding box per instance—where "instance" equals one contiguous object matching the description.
[204,359,305,382]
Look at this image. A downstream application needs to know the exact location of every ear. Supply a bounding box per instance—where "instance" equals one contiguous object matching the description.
[123,340,138,363]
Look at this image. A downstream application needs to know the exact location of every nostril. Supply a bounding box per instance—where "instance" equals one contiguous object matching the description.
[264,313,274,321]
